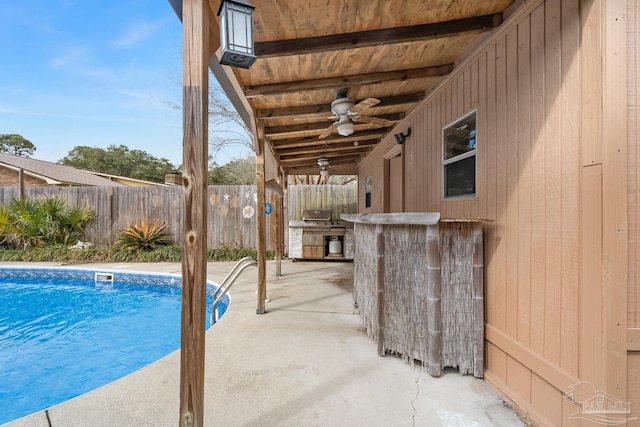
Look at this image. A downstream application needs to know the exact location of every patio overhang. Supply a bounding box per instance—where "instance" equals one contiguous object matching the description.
[169,0,519,177]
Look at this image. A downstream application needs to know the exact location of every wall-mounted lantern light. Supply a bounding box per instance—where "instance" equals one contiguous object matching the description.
[218,0,256,69]
[394,127,412,145]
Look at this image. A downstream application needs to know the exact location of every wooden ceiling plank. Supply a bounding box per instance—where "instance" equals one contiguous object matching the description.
[255,14,503,58]
[245,64,452,98]
[271,132,385,150]
[274,140,378,156]
[276,143,375,158]
[280,153,364,165]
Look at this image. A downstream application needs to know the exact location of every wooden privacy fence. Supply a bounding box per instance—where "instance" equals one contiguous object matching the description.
[0,184,357,251]
[287,184,357,221]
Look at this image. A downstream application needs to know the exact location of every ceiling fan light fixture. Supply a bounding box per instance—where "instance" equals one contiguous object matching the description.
[317,157,330,167]
[337,121,354,136]
[320,169,329,176]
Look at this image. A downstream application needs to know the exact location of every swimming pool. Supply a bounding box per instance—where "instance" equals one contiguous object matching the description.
[0,267,228,425]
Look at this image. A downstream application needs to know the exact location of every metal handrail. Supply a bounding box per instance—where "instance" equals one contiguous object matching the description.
[210,257,257,324]
[210,257,255,302]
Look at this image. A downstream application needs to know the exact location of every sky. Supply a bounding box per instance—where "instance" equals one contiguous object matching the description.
[0,0,249,168]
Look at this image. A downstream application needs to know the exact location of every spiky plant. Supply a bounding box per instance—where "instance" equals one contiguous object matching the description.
[116,218,173,252]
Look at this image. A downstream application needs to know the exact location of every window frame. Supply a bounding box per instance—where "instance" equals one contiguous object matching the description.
[442,110,477,199]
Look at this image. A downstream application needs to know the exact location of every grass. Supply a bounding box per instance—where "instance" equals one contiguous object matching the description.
[0,245,274,263]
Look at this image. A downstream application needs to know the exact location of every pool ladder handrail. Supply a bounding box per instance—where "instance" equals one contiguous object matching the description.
[210,256,257,324]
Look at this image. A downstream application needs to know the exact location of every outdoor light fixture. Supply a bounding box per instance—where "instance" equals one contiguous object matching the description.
[317,157,330,176]
[218,0,256,69]
[336,115,355,136]
[394,127,412,145]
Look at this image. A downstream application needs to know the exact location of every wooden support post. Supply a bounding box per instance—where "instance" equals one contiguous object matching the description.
[282,173,289,262]
[18,169,24,199]
[179,0,208,425]
[376,224,385,356]
[274,190,282,276]
[426,223,442,377]
[256,135,267,314]
[472,223,484,378]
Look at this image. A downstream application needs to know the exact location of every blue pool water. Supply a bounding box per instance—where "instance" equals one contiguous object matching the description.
[0,267,228,425]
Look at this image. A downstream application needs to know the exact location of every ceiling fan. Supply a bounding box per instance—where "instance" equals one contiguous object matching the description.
[318,89,395,139]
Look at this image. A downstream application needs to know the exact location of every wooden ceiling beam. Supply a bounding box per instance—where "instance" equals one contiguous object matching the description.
[284,166,358,175]
[276,143,375,158]
[255,14,502,58]
[265,116,400,139]
[245,64,451,98]
[275,140,378,157]
[280,153,364,166]
[271,130,386,148]
[256,93,424,119]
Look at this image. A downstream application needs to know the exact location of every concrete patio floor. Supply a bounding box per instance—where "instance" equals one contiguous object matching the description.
[4,260,530,426]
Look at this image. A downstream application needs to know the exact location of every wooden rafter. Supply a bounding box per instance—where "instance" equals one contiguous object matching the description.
[276,141,378,157]
[255,13,503,58]
[281,154,363,167]
[277,142,375,159]
[265,116,399,140]
[244,64,452,98]
[271,130,386,149]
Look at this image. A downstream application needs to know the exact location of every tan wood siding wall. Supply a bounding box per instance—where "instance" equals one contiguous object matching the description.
[629,0,640,416]
[629,0,640,335]
[359,0,633,424]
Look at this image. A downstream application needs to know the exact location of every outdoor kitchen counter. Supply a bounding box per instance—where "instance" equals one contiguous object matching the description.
[288,213,354,261]
[288,220,354,228]
[342,212,484,379]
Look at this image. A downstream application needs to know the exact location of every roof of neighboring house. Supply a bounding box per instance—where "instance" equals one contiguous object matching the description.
[87,171,168,187]
[0,153,125,187]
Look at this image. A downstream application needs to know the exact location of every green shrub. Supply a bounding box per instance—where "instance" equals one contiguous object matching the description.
[1,196,95,248]
[0,244,275,263]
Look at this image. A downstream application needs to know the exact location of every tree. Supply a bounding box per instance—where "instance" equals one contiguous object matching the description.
[168,76,254,160]
[206,84,254,158]
[59,145,177,183]
[0,134,36,157]
[208,155,256,184]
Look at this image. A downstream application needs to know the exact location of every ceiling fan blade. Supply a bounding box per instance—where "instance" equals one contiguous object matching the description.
[349,97,380,114]
[319,122,339,138]
[355,115,395,127]
[294,115,337,121]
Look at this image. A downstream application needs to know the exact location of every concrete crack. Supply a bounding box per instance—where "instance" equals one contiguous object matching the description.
[411,368,422,427]
[45,409,52,427]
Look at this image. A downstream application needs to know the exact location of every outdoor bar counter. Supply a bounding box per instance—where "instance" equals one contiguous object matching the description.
[341,213,484,378]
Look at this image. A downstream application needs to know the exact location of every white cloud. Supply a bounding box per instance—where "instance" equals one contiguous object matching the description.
[111,20,167,48]
[50,47,87,69]
[0,104,35,115]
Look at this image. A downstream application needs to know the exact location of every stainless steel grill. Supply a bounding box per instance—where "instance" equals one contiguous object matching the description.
[300,209,351,228]
[301,209,332,221]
